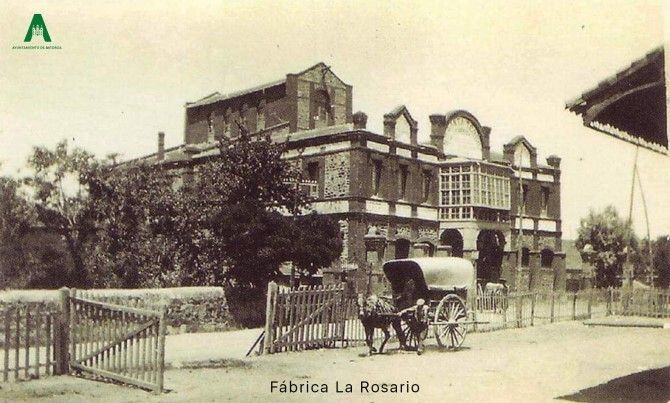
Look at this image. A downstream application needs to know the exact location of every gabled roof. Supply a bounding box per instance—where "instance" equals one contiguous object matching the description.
[291,62,350,88]
[384,105,418,128]
[504,135,537,154]
[185,62,349,110]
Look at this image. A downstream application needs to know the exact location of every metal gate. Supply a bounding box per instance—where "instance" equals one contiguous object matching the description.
[69,292,167,392]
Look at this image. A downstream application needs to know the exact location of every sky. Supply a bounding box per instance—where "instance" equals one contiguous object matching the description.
[0,0,668,240]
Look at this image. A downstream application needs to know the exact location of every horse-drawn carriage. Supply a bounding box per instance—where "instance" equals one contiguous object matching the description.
[358,257,476,354]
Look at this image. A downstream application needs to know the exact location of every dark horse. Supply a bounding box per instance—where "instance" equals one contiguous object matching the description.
[357,294,406,355]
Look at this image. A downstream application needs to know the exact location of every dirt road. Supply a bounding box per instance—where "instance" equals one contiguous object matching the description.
[1,321,669,402]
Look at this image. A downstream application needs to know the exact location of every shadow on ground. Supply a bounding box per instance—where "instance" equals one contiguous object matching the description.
[558,366,670,402]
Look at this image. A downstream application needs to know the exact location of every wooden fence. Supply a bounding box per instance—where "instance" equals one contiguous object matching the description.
[0,288,166,392]
[262,283,347,353]
[258,285,669,354]
[609,288,670,318]
[69,289,167,393]
[1,302,64,381]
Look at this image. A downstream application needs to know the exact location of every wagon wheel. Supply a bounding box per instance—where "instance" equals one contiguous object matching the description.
[400,317,428,351]
[434,294,468,349]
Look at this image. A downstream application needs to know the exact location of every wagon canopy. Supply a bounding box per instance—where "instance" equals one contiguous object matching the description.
[382,257,475,297]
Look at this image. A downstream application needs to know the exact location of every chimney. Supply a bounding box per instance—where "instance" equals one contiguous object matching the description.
[546,155,561,169]
[482,126,491,160]
[503,143,515,164]
[353,111,368,130]
[429,114,447,151]
[157,132,165,161]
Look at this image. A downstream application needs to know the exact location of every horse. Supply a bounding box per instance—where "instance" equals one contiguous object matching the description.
[357,294,406,355]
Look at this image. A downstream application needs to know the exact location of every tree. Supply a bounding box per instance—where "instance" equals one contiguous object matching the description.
[83,132,342,289]
[23,140,97,287]
[187,133,310,287]
[0,175,72,289]
[653,236,670,288]
[83,163,184,288]
[292,212,343,278]
[0,176,34,287]
[576,206,637,288]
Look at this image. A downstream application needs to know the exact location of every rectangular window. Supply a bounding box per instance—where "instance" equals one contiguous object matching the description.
[522,184,529,210]
[462,189,471,204]
[541,186,550,216]
[399,165,408,199]
[372,160,382,196]
[306,162,319,181]
[422,170,432,202]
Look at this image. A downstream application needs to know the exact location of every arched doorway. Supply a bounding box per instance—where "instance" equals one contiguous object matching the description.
[440,229,464,257]
[395,239,411,259]
[477,230,505,283]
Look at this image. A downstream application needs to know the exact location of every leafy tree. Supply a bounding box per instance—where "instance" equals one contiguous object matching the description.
[183,133,310,287]
[292,212,343,278]
[22,141,98,287]
[576,206,637,288]
[0,176,34,287]
[653,236,670,288]
[0,175,71,289]
[83,163,184,288]
[83,133,342,289]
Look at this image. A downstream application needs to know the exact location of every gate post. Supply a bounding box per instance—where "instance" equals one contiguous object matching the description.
[263,282,278,355]
[606,287,613,316]
[550,292,555,323]
[587,289,593,319]
[530,292,536,326]
[54,287,70,375]
[155,306,167,393]
[515,295,522,328]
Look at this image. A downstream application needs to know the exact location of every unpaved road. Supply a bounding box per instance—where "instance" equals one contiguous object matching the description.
[1,321,669,402]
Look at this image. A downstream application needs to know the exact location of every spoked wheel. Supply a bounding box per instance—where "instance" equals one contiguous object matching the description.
[400,318,428,351]
[434,294,468,349]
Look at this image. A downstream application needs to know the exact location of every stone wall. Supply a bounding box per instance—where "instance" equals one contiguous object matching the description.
[0,287,243,334]
[324,152,350,198]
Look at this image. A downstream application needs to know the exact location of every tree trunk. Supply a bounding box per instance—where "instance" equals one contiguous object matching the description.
[63,232,87,287]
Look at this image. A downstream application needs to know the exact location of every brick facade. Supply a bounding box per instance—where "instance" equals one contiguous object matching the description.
[138,63,566,292]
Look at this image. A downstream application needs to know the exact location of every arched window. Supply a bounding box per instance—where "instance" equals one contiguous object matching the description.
[541,248,554,268]
[313,89,332,128]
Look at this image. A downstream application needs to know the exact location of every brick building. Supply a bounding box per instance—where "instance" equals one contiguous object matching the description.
[132,63,565,291]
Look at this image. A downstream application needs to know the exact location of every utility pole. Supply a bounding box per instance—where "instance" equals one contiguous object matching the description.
[289,146,306,290]
[624,143,639,288]
[635,168,656,289]
[516,154,525,292]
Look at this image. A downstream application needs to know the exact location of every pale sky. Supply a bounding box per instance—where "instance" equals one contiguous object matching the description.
[1,0,668,239]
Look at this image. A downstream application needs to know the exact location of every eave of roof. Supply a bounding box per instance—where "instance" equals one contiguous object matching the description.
[566,46,664,113]
[185,78,286,109]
